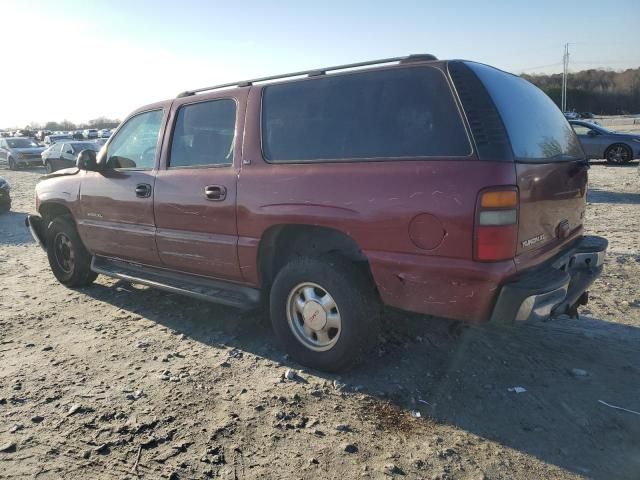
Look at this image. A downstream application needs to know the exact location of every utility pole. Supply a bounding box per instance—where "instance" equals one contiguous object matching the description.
[561,43,570,112]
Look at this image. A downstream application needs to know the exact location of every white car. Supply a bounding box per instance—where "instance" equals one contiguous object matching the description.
[83,129,99,139]
[98,129,112,138]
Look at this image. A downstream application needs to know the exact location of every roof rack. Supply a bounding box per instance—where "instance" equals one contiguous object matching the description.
[176,54,438,98]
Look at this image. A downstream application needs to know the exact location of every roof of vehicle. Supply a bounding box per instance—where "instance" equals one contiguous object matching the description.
[175,54,440,98]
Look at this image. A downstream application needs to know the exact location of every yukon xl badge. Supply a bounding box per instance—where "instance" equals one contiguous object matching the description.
[522,234,545,248]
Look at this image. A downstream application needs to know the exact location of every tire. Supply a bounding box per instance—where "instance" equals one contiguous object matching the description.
[270,255,380,372]
[0,199,10,214]
[8,157,16,170]
[605,144,632,164]
[46,216,97,287]
[44,161,53,174]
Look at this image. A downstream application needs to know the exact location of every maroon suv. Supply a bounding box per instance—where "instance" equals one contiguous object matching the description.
[27,55,607,371]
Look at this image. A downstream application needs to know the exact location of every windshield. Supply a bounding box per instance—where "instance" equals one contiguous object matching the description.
[586,123,612,134]
[467,62,584,162]
[7,138,40,148]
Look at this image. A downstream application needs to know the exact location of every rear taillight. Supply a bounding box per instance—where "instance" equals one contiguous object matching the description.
[474,188,519,261]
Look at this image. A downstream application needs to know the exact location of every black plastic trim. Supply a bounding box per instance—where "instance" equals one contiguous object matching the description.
[447,61,513,162]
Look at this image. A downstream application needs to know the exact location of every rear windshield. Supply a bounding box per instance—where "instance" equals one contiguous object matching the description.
[262,66,471,162]
[467,62,584,162]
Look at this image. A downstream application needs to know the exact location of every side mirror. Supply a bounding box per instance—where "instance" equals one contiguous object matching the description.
[76,149,99,171]
[587,130,598,137]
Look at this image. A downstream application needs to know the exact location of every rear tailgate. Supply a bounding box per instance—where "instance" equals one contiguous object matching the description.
[515,160,588,268]
[460,61,588,270]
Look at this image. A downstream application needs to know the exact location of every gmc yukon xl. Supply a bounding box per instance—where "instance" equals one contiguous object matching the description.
[27,55,607,371]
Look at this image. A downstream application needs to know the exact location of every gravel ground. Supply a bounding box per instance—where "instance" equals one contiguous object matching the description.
[0,162,639,480]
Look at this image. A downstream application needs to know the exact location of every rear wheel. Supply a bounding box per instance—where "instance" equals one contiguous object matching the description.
[270,256,379,372]
[44,161,53,174]
[0,199,10,214]
[605,144,632,164]
[46,217,97,287]
[8,157,16,170]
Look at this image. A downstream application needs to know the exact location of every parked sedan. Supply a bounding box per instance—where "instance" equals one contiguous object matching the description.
[98,129,112,138]
[0,176,10,213]
[41,141,100,173]
[0,137,46,170]
[569,120,640,164]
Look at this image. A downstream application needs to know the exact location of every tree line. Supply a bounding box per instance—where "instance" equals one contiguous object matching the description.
[522,67,640,115]
[9,117,121,132]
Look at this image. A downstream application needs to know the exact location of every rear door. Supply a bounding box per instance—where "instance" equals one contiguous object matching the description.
[153,89,248,281]
[77,106,168,266]
[466,62,588,269]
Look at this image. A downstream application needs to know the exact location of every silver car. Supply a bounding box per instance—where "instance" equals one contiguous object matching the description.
[0,137,46,170]
[569,120,640,164]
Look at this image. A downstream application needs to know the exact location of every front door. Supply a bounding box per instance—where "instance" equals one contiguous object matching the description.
[571,123,600,158]
[153,91,247,281]
[77,107,168,266]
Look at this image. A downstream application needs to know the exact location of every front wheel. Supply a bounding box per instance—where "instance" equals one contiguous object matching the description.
[8,157,16,170]
[270,256,379,372]
[605,144,632,164]
[44,161,53,174]
[46,217,97,287]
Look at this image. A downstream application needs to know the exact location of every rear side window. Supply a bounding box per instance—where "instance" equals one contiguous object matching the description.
[467,62,583,162]
[262,67,471,162]
[169,99,236,168]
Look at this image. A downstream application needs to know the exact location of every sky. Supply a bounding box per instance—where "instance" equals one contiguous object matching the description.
[1,0,638,128]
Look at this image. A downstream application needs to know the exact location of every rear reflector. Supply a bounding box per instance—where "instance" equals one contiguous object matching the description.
[474,187,519,261]
[475,225,518,261]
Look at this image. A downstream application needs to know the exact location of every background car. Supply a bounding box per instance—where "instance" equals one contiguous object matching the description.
[44,134,73,145]
[98,128,112,138]
[41,141,100,173]
[0,137,46,170]
[0,176,10,213]
[569,120,640,164]
[83,128,98,139]
[563,111,580,120]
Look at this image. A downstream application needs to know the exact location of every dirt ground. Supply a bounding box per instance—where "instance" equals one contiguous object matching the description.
[1,162,639,480]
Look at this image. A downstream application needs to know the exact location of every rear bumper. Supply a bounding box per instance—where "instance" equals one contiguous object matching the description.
[490,235,607,324]
[26,214,47,249]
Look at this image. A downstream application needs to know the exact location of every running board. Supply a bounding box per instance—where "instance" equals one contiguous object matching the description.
[91,256,260,310]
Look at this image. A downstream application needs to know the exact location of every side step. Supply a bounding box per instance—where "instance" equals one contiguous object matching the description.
[91,256,260,310]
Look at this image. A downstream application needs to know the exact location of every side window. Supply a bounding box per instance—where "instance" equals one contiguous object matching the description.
[571,124,592,136]
[261,67,471,162]
[52,143,63,155]
[169,99,236,168]
[106,109,163,169]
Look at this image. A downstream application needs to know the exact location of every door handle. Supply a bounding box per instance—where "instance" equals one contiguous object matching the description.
[135,183,152,198]
[204,185,227,201]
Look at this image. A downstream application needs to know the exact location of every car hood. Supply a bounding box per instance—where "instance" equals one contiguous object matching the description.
[41,167,80,180]
[13,146,46,154]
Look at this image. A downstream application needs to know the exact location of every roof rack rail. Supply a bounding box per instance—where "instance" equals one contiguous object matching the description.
[176,54,438,98]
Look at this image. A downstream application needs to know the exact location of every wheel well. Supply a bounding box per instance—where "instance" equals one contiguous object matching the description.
[258,225,371,289]
[39,202,73,226]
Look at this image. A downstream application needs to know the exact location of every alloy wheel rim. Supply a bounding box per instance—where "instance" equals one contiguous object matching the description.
[53,232,75,274]
[286,282,341,352]
[608,146,628,163]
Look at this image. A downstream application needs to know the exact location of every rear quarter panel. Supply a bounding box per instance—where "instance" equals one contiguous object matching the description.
[237,84,518,321]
